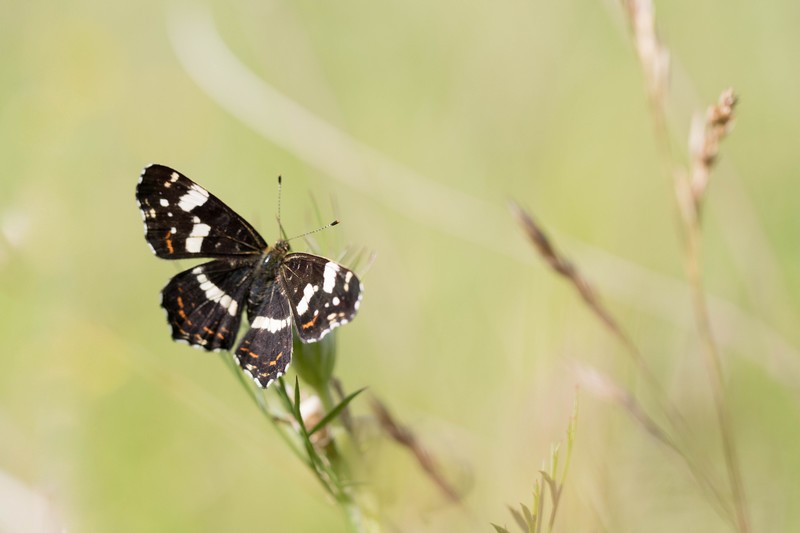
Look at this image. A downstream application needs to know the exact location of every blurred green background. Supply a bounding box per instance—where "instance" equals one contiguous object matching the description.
[2,0,800,531]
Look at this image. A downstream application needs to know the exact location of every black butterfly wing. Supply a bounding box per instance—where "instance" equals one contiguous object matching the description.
[136,164,267,259]
[161,259,254,351]
[235,281,293,388]
[279,253,363,343]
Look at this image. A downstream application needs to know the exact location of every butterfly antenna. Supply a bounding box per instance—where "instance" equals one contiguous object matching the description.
[276,175,290,241]
[286,220,340,244]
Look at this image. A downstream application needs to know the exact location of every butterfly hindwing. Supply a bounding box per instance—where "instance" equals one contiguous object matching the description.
[136,164,267,259]
[235,281,293,387]
[280,253,363,343]
[161,259,253,351]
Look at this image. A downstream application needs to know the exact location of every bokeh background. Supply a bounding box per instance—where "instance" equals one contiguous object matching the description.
[2,0,800,531]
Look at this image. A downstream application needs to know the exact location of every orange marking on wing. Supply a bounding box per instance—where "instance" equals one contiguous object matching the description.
[164,230,174,254]
[301,315,318,330]
[268,351,284,366]
[203,326,213,335]
[240,347,258,358]
[175,296,192,324]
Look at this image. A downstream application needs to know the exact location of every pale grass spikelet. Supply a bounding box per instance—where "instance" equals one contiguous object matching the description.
[689,88,738,208]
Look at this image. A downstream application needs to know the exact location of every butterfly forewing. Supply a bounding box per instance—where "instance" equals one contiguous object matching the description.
[235,281,293,387]
[280,253,362,343]
[161,259,254,351]
[137,164,267,259]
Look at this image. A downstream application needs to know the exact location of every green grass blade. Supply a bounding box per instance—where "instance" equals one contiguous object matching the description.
[309,387,367,437]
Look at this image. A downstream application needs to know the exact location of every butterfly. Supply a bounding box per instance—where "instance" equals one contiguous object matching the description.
[136,164,363,388]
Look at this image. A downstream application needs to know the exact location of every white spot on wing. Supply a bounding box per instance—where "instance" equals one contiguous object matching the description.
[195,271,238,316]
[295,283,318,316]
[322,262,339,293]
[251,315,290,332]
[159,198,170,207]
[185,222,210,253]
[196,273,222,300]
[185,239,202,253]
[218,294,238,316]
[192,223,210,236]
[178,184,210,212]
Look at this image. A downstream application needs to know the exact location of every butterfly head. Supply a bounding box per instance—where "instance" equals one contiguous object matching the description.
[261,239,290,269]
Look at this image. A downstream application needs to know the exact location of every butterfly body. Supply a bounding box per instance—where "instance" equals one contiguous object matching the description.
[246,243,288,321]
[136,164,362,388]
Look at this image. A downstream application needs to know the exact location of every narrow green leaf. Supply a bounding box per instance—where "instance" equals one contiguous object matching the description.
[539,471,558,499]
[520,503,534,526]
[491,524,512,533]
[532,480,541,517]
[291,376,309,435]
[508,505,528,531]
[309,387,367,436]
[549,443,560,478]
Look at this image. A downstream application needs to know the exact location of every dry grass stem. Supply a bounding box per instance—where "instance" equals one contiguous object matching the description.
[509,202,685,432]
[620,0,677,195]
[509,202,635,354]
[620,0,749,526]
[621,0,670,107]
[619,0,749,528]
[369,397,462,504]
